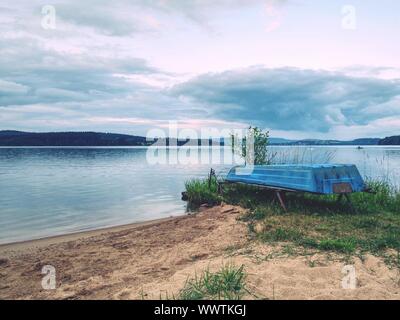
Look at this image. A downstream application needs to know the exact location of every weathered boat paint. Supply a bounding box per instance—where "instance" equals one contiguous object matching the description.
[225,164,366,194]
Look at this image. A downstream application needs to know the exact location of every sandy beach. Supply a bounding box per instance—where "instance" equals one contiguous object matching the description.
[1,204,399,300]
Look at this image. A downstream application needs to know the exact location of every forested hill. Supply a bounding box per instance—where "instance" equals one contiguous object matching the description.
[0,131,219,146]
[379,136,400,145]
[0,131,152,146]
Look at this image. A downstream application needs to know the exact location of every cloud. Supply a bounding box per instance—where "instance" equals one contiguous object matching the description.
[170,67,400,134]
[1,0,284,37]
[0,3,171,134]
[0,80,30,94]
[0,1,398,139]
[55,1,165,36]
[0,27,156,107]
[329,116,400,140]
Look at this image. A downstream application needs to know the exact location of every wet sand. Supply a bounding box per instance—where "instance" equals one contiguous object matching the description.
[0,216,177,253]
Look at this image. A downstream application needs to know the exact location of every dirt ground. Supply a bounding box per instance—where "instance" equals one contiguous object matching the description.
[1,204,399,300]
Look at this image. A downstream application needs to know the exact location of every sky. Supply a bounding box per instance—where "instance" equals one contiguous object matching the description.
[0,0,400,139]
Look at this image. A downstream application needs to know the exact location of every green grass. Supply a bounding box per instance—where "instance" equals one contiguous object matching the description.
[184,177,400,266]
[184,177,222,206]
[178,264,249,300]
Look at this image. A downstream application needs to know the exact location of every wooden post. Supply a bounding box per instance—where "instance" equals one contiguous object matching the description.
[276,191,287,212]
[208,168,217,189]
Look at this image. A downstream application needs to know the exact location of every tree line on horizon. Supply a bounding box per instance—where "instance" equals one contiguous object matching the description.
[0,130,398,146]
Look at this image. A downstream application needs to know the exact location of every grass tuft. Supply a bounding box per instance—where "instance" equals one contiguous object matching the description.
[316,238,357,254]
[179,264,249,300]
[184,177,222,206]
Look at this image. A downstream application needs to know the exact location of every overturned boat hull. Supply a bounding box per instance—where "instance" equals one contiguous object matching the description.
[225,164,366,194]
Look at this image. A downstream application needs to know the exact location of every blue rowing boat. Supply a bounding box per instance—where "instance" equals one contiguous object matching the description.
[225,164,366,195]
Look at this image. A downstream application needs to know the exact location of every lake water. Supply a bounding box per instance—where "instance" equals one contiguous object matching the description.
[1,146,400,244]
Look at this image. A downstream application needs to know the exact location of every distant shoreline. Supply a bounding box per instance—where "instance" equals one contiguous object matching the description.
[1,145,400,149]
[1,130,399,146]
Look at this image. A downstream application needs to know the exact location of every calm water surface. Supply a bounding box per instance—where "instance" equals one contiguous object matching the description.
[1,146,399,244]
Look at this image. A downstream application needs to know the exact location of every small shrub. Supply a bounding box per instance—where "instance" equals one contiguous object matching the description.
[231,126,271,165]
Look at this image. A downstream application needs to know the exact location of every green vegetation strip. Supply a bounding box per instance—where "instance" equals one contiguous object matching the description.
[185,177,400,266]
